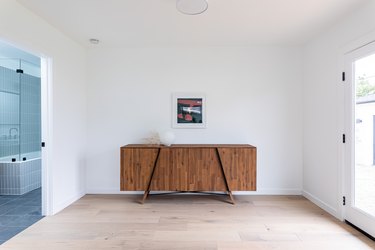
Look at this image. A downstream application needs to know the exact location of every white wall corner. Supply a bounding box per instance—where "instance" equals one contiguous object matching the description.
[52,190,86,215]
[234,189,302,195]
[302,190,342,220]
[340,30,375,55]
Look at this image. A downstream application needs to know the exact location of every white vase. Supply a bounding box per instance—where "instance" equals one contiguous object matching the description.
[160,131,175,146]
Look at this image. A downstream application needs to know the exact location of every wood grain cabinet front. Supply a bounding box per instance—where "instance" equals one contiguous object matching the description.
[120,144,256,203]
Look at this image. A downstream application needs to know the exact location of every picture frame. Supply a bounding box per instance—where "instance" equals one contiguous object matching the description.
[172,93,206,128]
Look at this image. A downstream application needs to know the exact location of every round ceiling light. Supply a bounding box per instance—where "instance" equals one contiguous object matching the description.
[176,0,208,15]
[89,38,100,44]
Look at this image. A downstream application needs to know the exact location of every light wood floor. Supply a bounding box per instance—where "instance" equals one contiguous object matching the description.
[1,194,374,250]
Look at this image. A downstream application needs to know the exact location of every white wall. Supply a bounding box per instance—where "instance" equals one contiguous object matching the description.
[1,0,372,218]
[86,47,303,194]
[0,0,87,214]
[302,1,375,218]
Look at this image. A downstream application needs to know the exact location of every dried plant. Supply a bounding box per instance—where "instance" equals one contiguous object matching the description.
[142,131,161,145]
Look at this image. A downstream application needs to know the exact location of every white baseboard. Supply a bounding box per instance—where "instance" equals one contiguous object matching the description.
[235,189,302,195]
[302,190,340,219]
[52,190,85,215]
[86,189,142,194]
[86,188,302,195]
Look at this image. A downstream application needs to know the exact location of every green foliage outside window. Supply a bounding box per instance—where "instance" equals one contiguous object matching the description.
[356,75,375,97]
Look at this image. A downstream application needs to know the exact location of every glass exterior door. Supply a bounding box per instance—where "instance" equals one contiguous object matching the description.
[344,42,375,238]
[353,53,375,218]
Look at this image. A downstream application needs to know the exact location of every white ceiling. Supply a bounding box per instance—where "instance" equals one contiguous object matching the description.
[0,40,40,65]
[17,0,369,47]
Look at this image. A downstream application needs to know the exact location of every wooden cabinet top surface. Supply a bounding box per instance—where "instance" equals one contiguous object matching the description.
[122,144,256,149]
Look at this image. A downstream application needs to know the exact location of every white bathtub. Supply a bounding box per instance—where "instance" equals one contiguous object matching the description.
[0,151,41,195]
[0,151,41,163]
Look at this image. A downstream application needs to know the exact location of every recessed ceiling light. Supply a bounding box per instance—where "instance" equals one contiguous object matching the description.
[176,0,208,15]
[89,38,100,44]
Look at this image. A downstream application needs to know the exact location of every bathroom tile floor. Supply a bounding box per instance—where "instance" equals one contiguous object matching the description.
[0,188,43,245]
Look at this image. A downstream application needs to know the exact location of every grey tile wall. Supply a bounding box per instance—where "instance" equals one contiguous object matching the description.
[20,73,41,157]
[0,66,20,159]
[0,66,20,94]
[0,65,41,160]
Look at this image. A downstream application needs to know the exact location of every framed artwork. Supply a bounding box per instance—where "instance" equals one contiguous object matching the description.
[172,93,206,128]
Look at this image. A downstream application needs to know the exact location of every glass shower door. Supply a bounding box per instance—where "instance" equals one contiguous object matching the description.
[19,60,41,161]
[0,59,21,162]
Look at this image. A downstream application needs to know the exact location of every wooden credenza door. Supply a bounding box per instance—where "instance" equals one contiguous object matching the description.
[120,144,256,192]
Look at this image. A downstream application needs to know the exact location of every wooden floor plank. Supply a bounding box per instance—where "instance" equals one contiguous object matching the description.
[1,194,374,250]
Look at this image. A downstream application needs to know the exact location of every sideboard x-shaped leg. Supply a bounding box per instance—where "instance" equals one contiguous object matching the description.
[141,147,235,205]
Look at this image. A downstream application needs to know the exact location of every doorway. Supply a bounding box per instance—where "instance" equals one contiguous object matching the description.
[344,41,375,238]
[0,40,46,244]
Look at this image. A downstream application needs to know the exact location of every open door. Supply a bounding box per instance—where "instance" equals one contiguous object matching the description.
[344,41,375,238]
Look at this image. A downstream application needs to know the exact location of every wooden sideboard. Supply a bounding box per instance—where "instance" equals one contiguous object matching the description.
[120,144,256,204]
